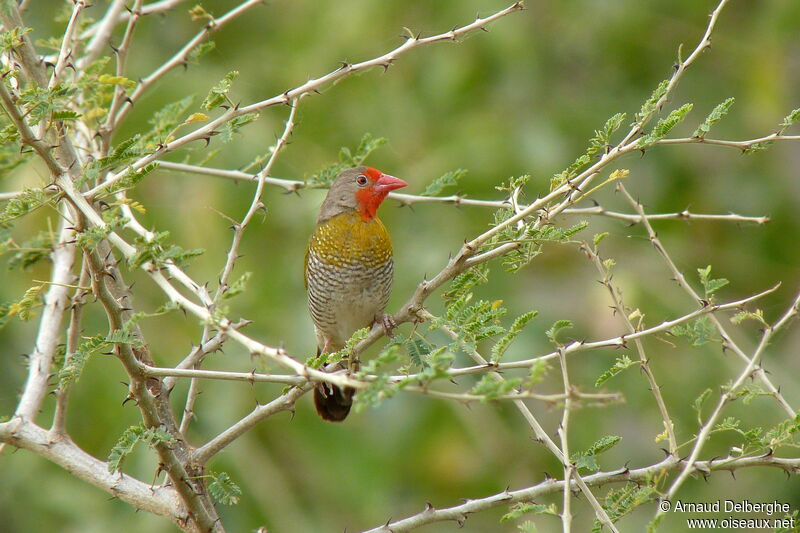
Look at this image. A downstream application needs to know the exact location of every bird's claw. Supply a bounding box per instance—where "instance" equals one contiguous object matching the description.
[377,313,397,338]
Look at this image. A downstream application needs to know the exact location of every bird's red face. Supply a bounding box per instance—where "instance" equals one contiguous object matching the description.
[355,167,408,220]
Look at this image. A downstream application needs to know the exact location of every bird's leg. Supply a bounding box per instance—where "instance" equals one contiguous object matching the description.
[375,312,397,338]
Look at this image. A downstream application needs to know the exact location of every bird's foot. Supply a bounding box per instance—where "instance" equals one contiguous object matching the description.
[376,313,397,338]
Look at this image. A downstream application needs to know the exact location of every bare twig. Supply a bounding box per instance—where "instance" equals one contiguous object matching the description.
[109,0,269,131]
[80,0,128,68]
[658,133,800,151]
[655,288,800,524]
[191,385,311,465]
[619,183,796,418]
[51,258,91,435]
[423,311,620,533]
[361,453,800,533]
[0,419,184,521]
[154,161,770,225]
[581,242,678,454]
[14,217,76,422]
[87,2,526,198]
[49,0,88,88]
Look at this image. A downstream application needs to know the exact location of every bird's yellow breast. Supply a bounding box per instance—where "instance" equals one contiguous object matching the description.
[305,211,393,277]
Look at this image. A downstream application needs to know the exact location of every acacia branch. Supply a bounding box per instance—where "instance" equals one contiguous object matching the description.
[423,310,619,533]
[80,0,128,68]
[86,2,526,198]
[658,133,800,150]
[0,419,184,522]
[49,0,88,88]
[14,216,77,422]
[655,287,800,523]
[83,246,223,533]
[109,0,271,131]
[581,242,678,454]
[153,160,770,225]
[191,385,311,465]
[619,184,796,418]
[361,454,800,533]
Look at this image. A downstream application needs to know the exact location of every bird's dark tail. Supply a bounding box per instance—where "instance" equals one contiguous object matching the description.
[313,346,355,422]
[314,382,354,422]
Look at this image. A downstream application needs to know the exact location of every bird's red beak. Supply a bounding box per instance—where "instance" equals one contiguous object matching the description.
[374,173,408,193]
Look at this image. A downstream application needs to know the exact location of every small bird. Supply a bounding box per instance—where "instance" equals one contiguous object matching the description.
[305,166,408,422]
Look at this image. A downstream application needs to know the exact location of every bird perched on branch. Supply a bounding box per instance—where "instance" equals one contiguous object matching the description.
[305,166,408,422]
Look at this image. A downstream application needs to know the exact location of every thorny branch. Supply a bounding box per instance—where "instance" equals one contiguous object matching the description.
[2,0,800,532]
[361,454,800,533]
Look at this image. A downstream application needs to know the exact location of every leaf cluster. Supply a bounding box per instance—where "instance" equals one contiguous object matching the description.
[127,230,204,270]
[306,133,388,187]
[571,435,622,472]
[107,424,176,474]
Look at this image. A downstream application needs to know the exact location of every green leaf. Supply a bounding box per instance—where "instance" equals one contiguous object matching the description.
[634,78,670,124]
[437,294,507,345]
[715,416,741,432]
[572,435,622,473]
[593,232,609,247]
[188,40,215,64]
[0,27,32,54]
[122,301,178,332]
[545,319,572,344]
[586,434,622,456]
[730,308,768,327]
[550,154,590,191]
[743,141,775,154]
[638,103,693,147]
[405,336,434,367]
[75,224,113,252]
[219,112,259,143]
[572,453,599,472]
[6,230,54,270]
[595,355,635,387]
[594,482,658,533]
[108,424,176,473]
[501,502,558,522]
[345,133,388,166]
[98,74,136,88]
[307,133,388,187]
[202,71,239,110]
[127,230,204,270]
[524,359,550,389]
[470,375,522,401]
[353,344,405,411]
[491,311,537,362]
[697,265,728,299]
[0,188,51,224]
[588,112,626,155]
[58,334,107,387]
[106,329,144,347]
[444,265,490,302]
[692,388,712,425]
[421,169,467,196]
[223,271,252,299]
[670,316,717,346]
[208,471,241,505]
[51,110,82,121]
[780,108,800,132]
[693,98,734,138]
[8,283,44,321]
[142,96,195,147]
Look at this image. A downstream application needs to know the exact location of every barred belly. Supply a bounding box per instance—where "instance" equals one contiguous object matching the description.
[306,251,393,350]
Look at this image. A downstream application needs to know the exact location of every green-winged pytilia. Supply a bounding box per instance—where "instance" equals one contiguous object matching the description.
[304,166,408,421]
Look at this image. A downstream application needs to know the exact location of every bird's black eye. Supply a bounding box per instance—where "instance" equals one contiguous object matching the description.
[356,175,368,187]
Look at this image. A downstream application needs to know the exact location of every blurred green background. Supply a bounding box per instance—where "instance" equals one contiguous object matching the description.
[2,1,800,531]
